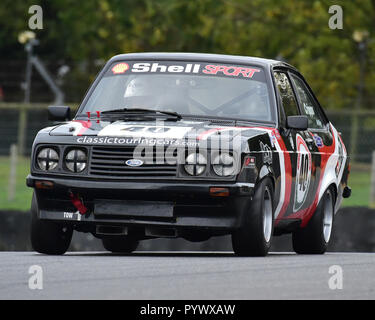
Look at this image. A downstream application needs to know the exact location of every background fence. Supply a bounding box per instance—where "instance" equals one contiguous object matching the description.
[0,103,372,211]
[0,103,77,156]
[0,103,373,162]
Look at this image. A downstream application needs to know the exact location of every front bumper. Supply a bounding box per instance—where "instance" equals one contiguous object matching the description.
[27,174,254,234]
[27,175,254,196]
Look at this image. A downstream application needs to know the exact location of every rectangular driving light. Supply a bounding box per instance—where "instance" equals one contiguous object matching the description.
[35,180,54,189]
[209,187,230,197]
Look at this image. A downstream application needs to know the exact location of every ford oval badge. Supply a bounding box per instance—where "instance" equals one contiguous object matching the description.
[125,159,143,167]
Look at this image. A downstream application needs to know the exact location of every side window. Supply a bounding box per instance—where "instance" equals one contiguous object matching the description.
[273,72,299,125]
[290,75,326,129]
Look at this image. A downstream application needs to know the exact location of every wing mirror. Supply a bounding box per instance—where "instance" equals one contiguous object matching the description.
[286,115,308,130]
[48,106,71,121]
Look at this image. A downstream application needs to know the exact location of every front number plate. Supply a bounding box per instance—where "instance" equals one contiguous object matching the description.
[94,200,174,218]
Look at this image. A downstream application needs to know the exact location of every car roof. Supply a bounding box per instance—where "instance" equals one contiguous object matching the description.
[108,52,297,71]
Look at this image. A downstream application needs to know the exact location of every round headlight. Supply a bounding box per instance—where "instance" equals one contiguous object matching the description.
[37,148,59,171]
[65,149,87,173]
[184,153,206,176]
[212,153,236,176]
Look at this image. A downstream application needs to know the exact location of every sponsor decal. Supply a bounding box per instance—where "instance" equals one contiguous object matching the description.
[125,159,143,167]
[112,62,129,74]
[244,155,256,168]
[269,131,277,147]
[109,61,263,79]
[132,62,200,74]
[293,134,312,212]
[76,136,198,147]
[63,211,81,221]
[286,124,340,225]
[260,141,272,164]
[63,211,74,219]
[98,124,192,139]
[313,134,323,148]
[203,65,260,78]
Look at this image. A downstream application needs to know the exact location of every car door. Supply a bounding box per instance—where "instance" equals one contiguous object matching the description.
[289,72,333,217]
[273,70,307,219]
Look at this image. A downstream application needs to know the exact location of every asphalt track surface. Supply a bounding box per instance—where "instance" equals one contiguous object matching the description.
[0,251,374,299]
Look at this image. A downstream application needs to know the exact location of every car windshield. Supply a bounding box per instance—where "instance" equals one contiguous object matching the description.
[79,61,272,122]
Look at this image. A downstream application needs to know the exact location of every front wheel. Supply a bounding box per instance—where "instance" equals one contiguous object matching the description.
[30,192,73,255]
[292,188,335,254]
[232,178,274,257]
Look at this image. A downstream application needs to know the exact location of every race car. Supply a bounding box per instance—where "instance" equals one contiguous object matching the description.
[27,53,351,256]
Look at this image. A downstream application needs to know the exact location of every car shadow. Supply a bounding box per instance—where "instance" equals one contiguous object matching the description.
[58,251,296,258]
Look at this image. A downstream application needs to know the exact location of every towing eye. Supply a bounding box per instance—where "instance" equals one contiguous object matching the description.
[68,191,88,215]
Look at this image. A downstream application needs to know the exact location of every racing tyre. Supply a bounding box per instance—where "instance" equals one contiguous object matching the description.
[232,178,274,257]
[292,188,335,254]
[30,192,73,255]
[102,236,139,253]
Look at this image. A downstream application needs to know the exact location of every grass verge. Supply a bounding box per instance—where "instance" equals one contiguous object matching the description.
[0,157,370,210]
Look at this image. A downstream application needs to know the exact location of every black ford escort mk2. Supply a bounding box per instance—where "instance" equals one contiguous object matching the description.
[27,53,351,256]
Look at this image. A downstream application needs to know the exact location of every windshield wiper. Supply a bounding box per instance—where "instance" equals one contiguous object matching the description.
[101,108,182,120]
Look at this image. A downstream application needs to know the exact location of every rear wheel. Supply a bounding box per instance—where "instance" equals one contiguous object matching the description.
[30,192,73,255]
[232,178,274,256]
[102,236,139,253]
[292,188,335,254]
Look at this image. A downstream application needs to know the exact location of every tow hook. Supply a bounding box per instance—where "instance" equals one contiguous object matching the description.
[68,191,88,215]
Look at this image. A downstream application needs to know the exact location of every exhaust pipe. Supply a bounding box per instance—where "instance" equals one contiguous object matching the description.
[96,225,128,236]
[145,227,177,238]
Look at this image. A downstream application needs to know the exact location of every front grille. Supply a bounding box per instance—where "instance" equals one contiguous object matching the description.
[89,146,177,178]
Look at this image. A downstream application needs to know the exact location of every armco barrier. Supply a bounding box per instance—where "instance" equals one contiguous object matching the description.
[0,207,373,252]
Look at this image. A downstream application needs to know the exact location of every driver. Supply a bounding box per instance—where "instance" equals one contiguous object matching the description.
[123,76,191,114]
